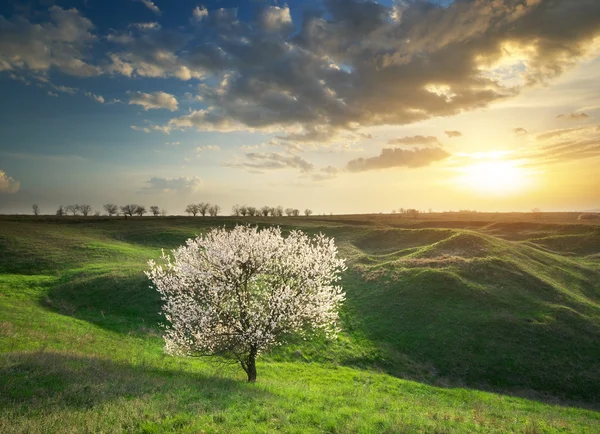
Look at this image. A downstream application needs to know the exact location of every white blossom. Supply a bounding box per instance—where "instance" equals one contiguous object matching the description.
[146,225,346,381]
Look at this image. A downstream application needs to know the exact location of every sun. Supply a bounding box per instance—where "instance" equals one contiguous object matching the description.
[457,160,529,194]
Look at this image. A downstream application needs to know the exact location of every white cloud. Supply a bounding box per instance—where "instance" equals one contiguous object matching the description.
[195,145,220,152]
[85,92,105,103]
[130,22,161,30]
[259,6,292,32]
[129,91,178,111]
[0,170,20,194]
[137,0,161,15]
[139,176,202,194]
[193,6,209,22]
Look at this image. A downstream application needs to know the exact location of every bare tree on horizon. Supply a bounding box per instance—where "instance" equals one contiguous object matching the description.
[79,204,92,216]
[32,204,40,216]
[104,204,118,216]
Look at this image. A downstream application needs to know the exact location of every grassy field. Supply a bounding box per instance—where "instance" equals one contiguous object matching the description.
[1,214,599,433]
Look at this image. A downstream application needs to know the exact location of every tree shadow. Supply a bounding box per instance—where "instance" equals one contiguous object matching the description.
[0,350,269,413]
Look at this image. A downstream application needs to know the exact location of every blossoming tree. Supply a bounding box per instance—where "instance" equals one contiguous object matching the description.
[146,225,346,382]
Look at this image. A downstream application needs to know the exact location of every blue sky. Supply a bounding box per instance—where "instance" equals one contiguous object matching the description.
[1,0,599,214]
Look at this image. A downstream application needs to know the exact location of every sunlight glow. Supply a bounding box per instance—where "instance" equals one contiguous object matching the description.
[456,159,530,195]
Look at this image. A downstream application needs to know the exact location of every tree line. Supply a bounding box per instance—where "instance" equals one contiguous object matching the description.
[31,203,314,217]
[45,204,167,217]
[230,205,312,217]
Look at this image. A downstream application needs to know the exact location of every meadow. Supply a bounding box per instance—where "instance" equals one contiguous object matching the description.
[1,213,599,433]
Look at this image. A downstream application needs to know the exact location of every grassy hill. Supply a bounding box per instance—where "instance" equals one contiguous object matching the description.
[1,215,599,433]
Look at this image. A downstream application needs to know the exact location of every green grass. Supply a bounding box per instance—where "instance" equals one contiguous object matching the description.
[1,215,599,432]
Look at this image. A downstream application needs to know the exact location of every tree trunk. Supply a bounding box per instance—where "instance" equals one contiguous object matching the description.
[246,351,257,382]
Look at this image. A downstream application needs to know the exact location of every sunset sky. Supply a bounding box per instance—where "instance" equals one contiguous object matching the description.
[1,0,599,215]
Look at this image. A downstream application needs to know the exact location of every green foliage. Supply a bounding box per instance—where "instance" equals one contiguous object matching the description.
[0,216,599,432]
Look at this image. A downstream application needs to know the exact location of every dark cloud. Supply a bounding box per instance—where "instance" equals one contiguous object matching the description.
[514,127,528,135]
[388,135,441,146]
[557,112,590,121]
[444,130,462,138]
[3,1,600,145]
[346,147,450,172]
[159,0,600,141]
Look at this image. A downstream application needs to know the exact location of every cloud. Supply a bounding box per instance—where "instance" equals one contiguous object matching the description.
[195,145,220,152]
[85,92,104,103]
[557,112,591,121]
[48,91,58,97]
[105,28,203,80]
[535,126,589,142]
[129,22,161,30]
[259,6,293,32]
[514,127,529,136]
[4,0,600,149]
[129,91,178,111]
[141,0,600,144]
[230,152,314,173]
[193,6,209,22]
[518,124,600,167]
[388,135,441,146]
[137,0,161,15]
[0,170,20,194]
[0,6,100,76]
[445,130,462,138]
[346,147,450,172]
[139,176,202,194]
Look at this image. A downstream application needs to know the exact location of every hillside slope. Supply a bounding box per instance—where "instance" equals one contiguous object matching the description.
[1,216,599,432]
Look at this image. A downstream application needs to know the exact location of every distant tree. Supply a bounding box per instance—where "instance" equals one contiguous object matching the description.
[398,208,406,214]
[232,204,241,216]
[532,208,542,220]
[208,204,221,216]
[120,204,137,217]
[56,205,64,216]
[198,202,210,217]
[292,209,300,217]
[261,206,271,217]
[239,205,249,217]
[79,204,92,216]
[406,208,420,219]
[161,209,168,217]
[65,204,79,216]
[304,209,312,217]
[268,207,277,217]
[285,208,294,216]
[94,211,101,217]
[32,204,40,216]
[135,205,147,216]
[274,206,284,217]
[185,204,200,216]
[247,206,257,217]
[104,203,118,216]
[150,205,160,216]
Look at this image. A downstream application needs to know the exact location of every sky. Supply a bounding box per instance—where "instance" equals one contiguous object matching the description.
[0,0,599,215]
